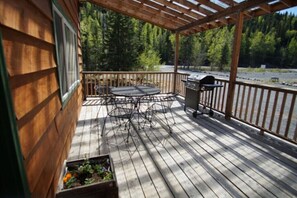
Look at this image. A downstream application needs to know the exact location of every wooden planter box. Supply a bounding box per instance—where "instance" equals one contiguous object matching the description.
[56,154,118,198]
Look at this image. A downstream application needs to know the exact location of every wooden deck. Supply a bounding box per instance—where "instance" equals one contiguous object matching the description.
[68,97,297,198]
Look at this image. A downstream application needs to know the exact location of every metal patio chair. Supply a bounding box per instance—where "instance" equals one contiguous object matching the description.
[101,94,135,143]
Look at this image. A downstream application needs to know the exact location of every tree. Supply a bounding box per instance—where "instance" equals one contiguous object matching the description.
[179,35,194,69]
[287,38,297,68]
[207,27,232,71]
[192,33,208,70]
[249,31,265,67]
[79,4,297,70]
[138,47,161,71]
[104,12,138,71]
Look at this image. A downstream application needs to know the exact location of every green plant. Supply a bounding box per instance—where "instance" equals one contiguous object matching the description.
[64,176,77,189]
[63,158,113,189]
[77,160,94,175]
[103,172,113,181]
[84,178,96,185]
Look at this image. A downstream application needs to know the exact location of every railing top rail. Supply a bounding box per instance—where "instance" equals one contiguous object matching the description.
[235,80,297,93]
[215,78,297,94]
[82,71,175,74]
[82,71,192,75]
[82,71,296,94]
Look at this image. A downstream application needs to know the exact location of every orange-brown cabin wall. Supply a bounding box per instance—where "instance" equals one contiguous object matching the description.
[0,0,83,197]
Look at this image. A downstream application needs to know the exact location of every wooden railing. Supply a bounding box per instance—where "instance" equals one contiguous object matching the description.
[82,71,177,97]
[200,78,297,144]
[82,71,297,144]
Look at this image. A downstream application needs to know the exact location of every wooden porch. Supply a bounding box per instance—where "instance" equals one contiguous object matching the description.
[68,97,297,197]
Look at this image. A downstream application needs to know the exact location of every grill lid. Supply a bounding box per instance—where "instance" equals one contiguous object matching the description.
[187,74,215,84]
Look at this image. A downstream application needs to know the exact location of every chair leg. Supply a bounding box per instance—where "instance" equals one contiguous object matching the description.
[168,108,176,124]
[101,116,107,136]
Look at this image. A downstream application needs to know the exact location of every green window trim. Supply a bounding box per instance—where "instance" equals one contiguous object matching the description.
[52,2,80,107]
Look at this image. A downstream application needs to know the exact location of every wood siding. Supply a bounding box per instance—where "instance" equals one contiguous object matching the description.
[0,0,83,197]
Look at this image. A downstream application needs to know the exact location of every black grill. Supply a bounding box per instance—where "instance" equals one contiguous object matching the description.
[182,74,223,117]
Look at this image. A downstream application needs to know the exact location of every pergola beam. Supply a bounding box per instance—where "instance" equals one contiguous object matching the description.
[176,0,275,32]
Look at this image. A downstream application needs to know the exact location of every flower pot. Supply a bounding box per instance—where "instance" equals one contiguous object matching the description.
[56,154,118,198]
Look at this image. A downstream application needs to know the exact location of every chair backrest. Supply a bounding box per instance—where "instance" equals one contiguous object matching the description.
[94,85,112,96]
[104,95,134,118]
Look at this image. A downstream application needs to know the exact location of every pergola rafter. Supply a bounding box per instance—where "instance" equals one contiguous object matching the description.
[87,0,297,35]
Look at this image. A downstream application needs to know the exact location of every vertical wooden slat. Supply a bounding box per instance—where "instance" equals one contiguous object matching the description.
[276,92,287,134]
[284,94,296,138]
[214,82,218,110]
[89,76,94,96]
[261,89,271,129]
[249,87,258,123]
[158,73,161,88]
[244,86,251,121]
[173,33,179,93]
[221,82,225,112]
[293,123,297,142]
[204,91,207,105]
[91,76,94,96]
[202,91,205,106]
[162,73,165,92]
[170,73,172,93]
[119,73,122,86]
[217,82,222,110]
[234,84,241,117]
[207,89,211,107]
[239,85,246,119]
[82,73,86,99]
[255,88,264,126]
[269,91,279,131]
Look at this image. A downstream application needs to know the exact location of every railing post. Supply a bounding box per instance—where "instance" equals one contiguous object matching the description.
[225,12,243,120]
[173,32,179,93]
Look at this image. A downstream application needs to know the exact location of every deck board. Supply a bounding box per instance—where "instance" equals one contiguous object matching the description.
[67,98,297,198]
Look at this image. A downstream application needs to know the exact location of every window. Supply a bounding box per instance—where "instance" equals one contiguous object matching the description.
[53,4,79,103]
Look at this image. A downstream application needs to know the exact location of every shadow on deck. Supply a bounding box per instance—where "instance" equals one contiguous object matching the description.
[68,97,297,197]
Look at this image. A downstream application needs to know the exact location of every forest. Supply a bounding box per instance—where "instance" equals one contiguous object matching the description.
[80,3,297,71]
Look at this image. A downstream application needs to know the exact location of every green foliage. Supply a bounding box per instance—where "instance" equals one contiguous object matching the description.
[63,158,113,189]
[103,172,113,181]
[78,160,94,175]
[287,38,297,67]
[94,164,105,176]
[138,48,161,71]
[104,12,138,71]
[65,177,77,189]
[206,27,232,71]
[80,3,297,70]
[84,178,95,185]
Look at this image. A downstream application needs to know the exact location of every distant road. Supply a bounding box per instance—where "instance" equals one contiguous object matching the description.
[159,65,297,89]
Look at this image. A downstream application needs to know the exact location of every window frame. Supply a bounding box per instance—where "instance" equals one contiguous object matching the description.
[52,4,80,106]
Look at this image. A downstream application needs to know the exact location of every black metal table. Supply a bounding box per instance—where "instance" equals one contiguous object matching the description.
[111,85,161,97]
[111,85,161,129]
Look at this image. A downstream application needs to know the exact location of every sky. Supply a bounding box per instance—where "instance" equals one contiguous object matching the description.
[278,6,297,16]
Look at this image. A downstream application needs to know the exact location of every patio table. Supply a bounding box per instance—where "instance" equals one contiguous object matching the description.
[111,85,161,129]
[111,85,160,98]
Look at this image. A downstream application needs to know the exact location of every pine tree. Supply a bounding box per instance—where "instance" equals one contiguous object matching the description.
[104,12,138,71]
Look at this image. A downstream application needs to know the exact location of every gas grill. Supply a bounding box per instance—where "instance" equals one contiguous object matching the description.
[182,74,223,117]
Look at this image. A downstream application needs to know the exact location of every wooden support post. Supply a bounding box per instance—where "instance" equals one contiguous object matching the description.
[173,32,179,93]
[225,12,244,119]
